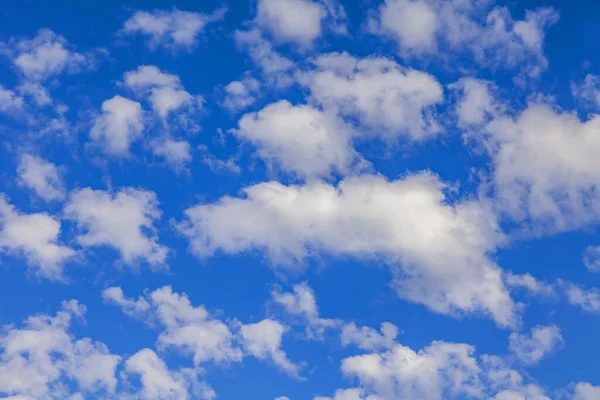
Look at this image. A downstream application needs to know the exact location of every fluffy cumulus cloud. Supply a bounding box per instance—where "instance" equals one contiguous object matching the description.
[0,85,24,114]
[124,348,215,400]
[341,322,399,352]
[235,100,362,179]
[0,300,120,399]
[371,0,558,76]
[124,65,202,120]
[240,319,303,379]
[508,325,563,365]
[0,195,74,279]
[222,76,260,111]
[482,103,600,233]
[9,29,89,80]
[178,172,515,326]
[122,7,227,50]
[299,53,443,140]
[322,335,555,400]
[104,286,302,378]
[17,154,65,201]
[89,95,145,156]
[64,187,168,267]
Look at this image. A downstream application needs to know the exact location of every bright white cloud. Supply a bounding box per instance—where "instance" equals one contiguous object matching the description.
[0,301,120,399]
[323,335,553,400]
[64,187,168,267]
[240,319,303,379]
[105,286,242,366]
[122,8,226,50]
[483,103,600,233]
[299,53,443,140]
[508,325,563,365]
[125,348,215,400]
[17,154,65,202]
[11,29,88,80]
[256,0,325,46]
[124,65,201,120]
[272,282,340,339]
[0,196,75,279]
[371,0,558,76]
[89,95,145,156]
[341,322,399,351]
[504,273,555,298]
[235,100,362,179]
[178,172,515,327]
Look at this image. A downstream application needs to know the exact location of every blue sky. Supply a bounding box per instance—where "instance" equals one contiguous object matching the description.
[1,0,600,399]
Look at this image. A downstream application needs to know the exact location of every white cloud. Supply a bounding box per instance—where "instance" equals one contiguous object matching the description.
[272,282,340,339]
[16,82,52,106]
[341,322,399,351]
[256,0,325,46]
[17,154,65,202]
[152,138,192,170]
[235,100,362,179]
[240,319,303,378]
[341,341,482,399]
[572,74,600,108]
[574,383,600,400]
[451,78,500,127]
[508,325,563,365]
[583,246,600,273]
[564,283,600,313]
[198,145,241,175]
[322,335,552,400]
[64,188,168,267]
[222,77,260,112]
[0,196,75,279]
[371,1,558,76]
[122,8,226,50]
[105,286,242,366]
[504,273,555,297]
[234,29,295,87]
[299,53,443,140]
[89,95,145,156]
[178,172,516,327]
[483,103,600,233]
[124,65,201,120]
[11,29,88,80]
[0,85,24,114]
[125,348,215,400]
[0,301,120,399]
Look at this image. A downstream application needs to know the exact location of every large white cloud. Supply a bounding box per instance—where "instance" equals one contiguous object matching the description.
[177,171,515,326]
[299,53,443,140]
[89,95,145,156]
[64,188,168,268]
[0,195,75,280]
[122,8,226,50]
[17,154,65,202]
[235,100,362,179]
[482,103,600,233]
[371,0,558,77]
